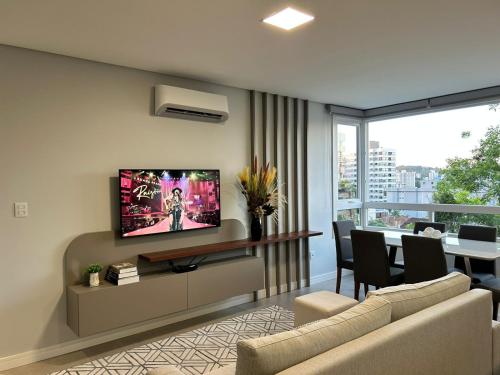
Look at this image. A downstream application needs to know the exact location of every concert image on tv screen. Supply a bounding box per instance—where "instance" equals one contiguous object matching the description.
[119,169,221,237]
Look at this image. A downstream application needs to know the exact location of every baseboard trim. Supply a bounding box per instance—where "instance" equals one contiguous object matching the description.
[0,294,253,371]
[258,271,339,298]
[310,271,337,285]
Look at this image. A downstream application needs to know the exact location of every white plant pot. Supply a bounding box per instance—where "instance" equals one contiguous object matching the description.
[89,272,100,287]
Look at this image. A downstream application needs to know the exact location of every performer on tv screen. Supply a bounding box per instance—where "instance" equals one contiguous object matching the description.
[165,187,186,231]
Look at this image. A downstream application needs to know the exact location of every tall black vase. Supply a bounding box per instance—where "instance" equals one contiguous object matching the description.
[250,216,262,241]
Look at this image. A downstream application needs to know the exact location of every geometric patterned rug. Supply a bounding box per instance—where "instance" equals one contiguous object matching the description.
[48,305,294,375]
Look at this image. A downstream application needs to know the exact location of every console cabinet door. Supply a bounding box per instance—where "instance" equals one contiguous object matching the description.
[188,257,264,308]
[69,273,187,336]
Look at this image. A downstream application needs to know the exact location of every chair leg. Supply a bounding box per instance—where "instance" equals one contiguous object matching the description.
[336,266,342,294]
[354,281,360,301]
[494,301,499,321]
[389,246,397,266]
[364,283,369,296]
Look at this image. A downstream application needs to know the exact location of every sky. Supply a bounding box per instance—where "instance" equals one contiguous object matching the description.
[340,103,500,169]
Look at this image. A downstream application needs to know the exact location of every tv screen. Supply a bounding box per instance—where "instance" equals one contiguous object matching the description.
[119,169,221,238]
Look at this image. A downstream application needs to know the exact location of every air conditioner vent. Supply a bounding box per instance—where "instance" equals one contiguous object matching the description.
[164,107,224,121]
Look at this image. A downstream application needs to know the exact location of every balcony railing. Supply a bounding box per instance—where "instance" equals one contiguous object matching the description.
[363,202,500,234]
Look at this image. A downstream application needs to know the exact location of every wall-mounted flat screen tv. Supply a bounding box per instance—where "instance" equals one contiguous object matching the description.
[119,169,221,238]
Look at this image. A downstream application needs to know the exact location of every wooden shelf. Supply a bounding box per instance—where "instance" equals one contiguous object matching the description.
[139,230,323,263]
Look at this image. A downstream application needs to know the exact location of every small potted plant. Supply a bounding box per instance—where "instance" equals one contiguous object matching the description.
[86,263,103,287]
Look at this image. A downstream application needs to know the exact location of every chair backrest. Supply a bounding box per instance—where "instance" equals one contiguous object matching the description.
[332,221,355,264]
[458,224,497,242]
[455,225,497,275]
[402,235,448,283]
[413,221,446,235]
[351,230,391,286]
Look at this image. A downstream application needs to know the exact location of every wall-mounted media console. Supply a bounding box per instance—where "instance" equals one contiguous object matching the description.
[68,256,263,336]
[65,219,322,337]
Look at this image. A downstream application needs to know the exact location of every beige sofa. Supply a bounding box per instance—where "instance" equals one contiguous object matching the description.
[149,273,500,375]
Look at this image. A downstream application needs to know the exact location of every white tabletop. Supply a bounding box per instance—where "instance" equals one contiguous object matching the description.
[344,230,500,261]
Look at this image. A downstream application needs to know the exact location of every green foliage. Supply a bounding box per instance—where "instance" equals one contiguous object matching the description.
[86,263,103,274]
[391,210,402,217]
[403,222,415,230]
[339,179,357,199]
[433,124,500,232]
[461,131,471,139]
[338,209,360,225]
[368,219,387,227]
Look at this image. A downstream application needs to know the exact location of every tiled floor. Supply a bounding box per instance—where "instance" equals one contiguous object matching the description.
[3,273,360,375]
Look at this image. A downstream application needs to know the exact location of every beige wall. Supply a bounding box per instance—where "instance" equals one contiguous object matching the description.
[0,45,250,358]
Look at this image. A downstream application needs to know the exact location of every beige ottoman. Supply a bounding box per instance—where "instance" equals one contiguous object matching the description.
[294,291,358,327]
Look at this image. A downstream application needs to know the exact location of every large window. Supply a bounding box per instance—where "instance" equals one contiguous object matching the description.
[334,102,500,232]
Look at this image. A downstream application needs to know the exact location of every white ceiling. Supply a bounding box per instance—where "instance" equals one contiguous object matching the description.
[1,0,500,108]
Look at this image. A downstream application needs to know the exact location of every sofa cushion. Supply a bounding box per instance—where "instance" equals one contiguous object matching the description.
[294,291,359,327]
[493,321,500,375]
[366,272,470,321]
[235,296,391,375]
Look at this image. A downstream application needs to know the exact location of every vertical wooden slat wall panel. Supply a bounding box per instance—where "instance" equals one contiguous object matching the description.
[293,98,301,289]
[295,100,302,287]
[250,91,256,165]
[250,91,257,273]
[265,93,277,294]
[250,91,309,296]
[250,91,264,297]
[273,94,282,294]
[283,97,292,292]
[298,100,305,287]
[261,92,271,297]
[288,98,297,285]
[303,100,310,286]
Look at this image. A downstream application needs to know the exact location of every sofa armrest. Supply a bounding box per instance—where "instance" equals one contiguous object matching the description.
[493,321,500,375]
[147,366,184,375]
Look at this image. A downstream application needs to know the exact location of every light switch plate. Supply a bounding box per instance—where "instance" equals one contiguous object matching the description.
[14,202,28,217]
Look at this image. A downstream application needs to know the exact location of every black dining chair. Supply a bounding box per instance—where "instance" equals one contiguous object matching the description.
[388,222,447,271]
[402,235,449,283]
[473,278,500,320]
[413,221,446,234]
[332,221,355,293]
[454,224,497,283]
[351,230,405,300]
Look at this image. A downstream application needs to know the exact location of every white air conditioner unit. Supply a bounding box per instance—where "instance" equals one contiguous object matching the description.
[154,85,229,123]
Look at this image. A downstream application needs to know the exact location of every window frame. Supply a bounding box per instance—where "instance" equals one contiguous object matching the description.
[332,115,364,225]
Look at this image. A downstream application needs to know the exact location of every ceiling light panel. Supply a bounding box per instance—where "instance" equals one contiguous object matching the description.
[263,7,314,31]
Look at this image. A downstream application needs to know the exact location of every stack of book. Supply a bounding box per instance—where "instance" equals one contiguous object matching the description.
[106,262,140,285]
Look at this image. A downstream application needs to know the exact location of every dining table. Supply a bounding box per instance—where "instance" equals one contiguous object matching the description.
[343,230,500,278]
